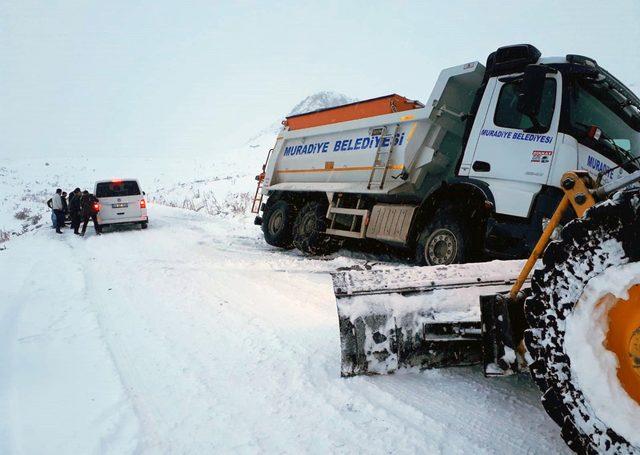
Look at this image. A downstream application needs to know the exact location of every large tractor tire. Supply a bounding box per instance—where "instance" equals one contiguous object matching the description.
[524,189,640,453]
[415,208,470,266]
[292,201,342,256]
[262,199,295,249]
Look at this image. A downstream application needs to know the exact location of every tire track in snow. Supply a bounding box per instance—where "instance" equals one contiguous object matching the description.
[66,233,182,452]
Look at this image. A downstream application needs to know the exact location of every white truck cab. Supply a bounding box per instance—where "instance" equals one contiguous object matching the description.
[459,51,635,218]
[94,179,148,230]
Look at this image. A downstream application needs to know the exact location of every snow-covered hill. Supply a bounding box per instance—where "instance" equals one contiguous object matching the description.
[0,155,260,243]
[288,91,357,116]
[245,91,356,150]
[0,91,355,244]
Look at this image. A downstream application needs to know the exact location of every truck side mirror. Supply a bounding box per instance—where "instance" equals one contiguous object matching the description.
[517,64,548,119]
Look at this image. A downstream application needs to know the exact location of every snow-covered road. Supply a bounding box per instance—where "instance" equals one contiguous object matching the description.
[0,205,569,454]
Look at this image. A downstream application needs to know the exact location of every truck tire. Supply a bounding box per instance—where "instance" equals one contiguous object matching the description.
[415,208,469,266]
[524,190,640,454]
[293,201,341,255]
[262,200,295,249]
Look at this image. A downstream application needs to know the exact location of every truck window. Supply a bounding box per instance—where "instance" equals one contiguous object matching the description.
[568,78,640,166]
[494,78,557,132]
[96,181,141,198]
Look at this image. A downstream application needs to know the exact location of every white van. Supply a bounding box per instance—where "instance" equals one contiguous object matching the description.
[94,179,148,229]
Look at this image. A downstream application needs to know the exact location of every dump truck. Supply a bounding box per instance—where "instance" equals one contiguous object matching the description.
[253,43,640,266]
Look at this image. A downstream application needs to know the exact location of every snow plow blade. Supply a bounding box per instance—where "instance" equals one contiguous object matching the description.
[333,262,525,377]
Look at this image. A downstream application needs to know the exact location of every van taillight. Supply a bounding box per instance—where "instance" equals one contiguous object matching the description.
[140,199,146,209]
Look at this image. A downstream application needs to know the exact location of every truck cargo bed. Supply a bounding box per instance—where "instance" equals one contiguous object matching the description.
[263,61,485,196]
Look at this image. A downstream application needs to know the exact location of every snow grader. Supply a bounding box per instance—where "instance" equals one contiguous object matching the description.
[334,170,640,453]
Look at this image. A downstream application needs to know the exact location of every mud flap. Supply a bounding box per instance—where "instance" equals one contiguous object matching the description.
[480,292,527,376]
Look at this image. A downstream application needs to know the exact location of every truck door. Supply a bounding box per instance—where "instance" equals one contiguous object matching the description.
[467,72,562,218]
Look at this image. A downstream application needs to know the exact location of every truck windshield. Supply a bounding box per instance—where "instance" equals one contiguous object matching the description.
[568,76,640,168]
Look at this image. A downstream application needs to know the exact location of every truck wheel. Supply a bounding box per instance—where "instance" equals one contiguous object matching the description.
[415,209,469,266]
[141,221,148,229]
[524,190,640,453]
[293,201,341,255]
[262,199,295,249]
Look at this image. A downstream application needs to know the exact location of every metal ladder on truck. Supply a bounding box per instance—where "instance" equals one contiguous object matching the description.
[251,148,273,214]
[325,195,369,239]
[367,124,399,190]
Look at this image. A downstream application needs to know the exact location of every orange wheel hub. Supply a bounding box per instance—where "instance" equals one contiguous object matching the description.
[600,284,640,405]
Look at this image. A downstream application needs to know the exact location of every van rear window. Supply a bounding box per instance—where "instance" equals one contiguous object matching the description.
[96,181,140,197]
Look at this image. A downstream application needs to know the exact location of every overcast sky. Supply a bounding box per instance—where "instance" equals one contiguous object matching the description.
[1,0,639,159]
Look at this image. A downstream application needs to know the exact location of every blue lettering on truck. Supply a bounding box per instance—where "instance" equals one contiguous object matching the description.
[480,128,554,144]
[286,132,405,158]
[586,155,613,178]
[283,141,330,156]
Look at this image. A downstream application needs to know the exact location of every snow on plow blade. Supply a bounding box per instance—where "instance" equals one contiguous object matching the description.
[333,262,525,377]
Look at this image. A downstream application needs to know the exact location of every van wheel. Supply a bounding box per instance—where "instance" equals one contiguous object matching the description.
[293,201,341,255]
[141,222,148,229]
[415,208,469,265]
[262,200,295,248]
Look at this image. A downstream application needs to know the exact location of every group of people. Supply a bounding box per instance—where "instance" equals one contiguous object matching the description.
[47,188,101,236]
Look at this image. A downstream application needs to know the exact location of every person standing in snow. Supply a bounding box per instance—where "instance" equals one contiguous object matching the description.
[51,188,64,234]
[60,191,68,227]
[69,188,82,235]
[46,197,56,228]
[79,190,101,236]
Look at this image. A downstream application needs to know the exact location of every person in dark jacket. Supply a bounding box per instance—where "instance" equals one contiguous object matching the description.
[60,192,68,227]
[69,188,82,234]
[80,190,101,236]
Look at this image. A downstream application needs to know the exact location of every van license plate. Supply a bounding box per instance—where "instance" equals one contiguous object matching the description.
[112,203,128,208]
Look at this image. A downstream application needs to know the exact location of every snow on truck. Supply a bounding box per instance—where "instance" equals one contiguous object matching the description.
[253,44,640,266]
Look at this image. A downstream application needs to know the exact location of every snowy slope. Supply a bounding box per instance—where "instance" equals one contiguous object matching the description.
[244,91,357,150]
[288,91,357,116]
[0,155,260,242]
[0,205,569,454]
[0,92,355,245]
